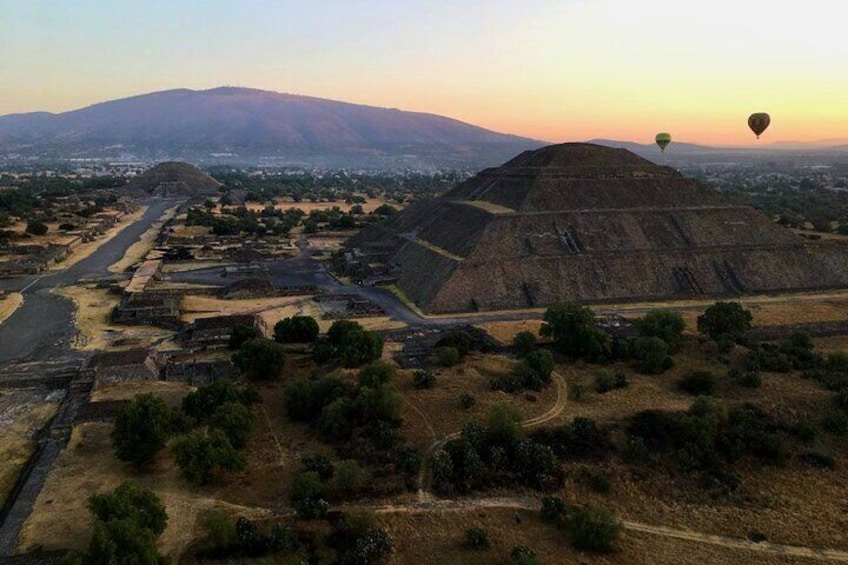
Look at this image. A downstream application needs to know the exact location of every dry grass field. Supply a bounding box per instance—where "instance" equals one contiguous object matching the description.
[0,292,23,325]
[378,507,825,565]
[56,284,173,350]
[0,394,59,509]
[399,353,557,447]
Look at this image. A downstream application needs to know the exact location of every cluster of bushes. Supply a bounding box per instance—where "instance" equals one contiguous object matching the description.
[62,482,168,564]
[491,349,554,393]
[198,512,298,559]
[626,398,789,480]
[540,304,682,374]
[593,368,628,394]
[432,405,611,495]
[290,455,368,517]
[744,332,820,373]
[197,509,392,564]
[431,404,561,494]
[314,320,383,368]
[284,361,421,496]
[112,379,258,485]
[186,205,301,237]
[539,497,621,553]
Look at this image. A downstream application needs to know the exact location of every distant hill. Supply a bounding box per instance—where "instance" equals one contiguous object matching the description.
[0,87,543,168]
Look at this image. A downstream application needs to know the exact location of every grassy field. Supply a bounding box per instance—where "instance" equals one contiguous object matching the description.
[0,395,58,509]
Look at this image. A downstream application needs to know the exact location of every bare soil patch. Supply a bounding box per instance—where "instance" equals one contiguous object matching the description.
[0,292,24,325]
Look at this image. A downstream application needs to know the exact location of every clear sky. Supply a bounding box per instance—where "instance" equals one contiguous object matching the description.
[2,0,846,146]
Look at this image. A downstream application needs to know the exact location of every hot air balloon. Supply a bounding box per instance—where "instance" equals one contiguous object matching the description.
[655,132,672,153]
[748,113,770,139]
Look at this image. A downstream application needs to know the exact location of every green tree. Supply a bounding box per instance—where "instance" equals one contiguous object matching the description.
[512,331,537,357]
[173,429,245,485]
[76,482,168,565]
[290,471,328,519]
[465,528,490,550]
[88,481,168,536]
[25,221,48,235]
[631,336,672,374]
[229,325,258,350]
[510,545,540,565]
[637,310,686,349]
[111,394,178,465]
[232,338,286,380]
[87,518,160,565]
[182,378,251,421]
[333,459,367,495]
[487,402,523,445]
[697,301,753,341]
[541,303,609,360]
[274,315,320,344]
[210,402,254,449]
[565,506,621,553]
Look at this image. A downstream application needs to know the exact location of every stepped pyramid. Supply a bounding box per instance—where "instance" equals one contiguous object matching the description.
[349,143,848,313]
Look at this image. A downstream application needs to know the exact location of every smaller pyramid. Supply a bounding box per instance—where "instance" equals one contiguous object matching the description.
[126,161,221,196]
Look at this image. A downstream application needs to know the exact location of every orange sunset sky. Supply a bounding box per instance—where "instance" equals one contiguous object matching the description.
[2,0,846,146]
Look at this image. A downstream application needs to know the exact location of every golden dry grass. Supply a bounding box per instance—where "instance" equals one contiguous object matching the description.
[108,203,180,273]
[48,206,148,271]
[0,397,58,508]
[0,292,23,325]
[474,320,543,345]
[398,353,557,448]
[90,380,196,405]
[378,507,822,565]
[161,261,232,274]
[55,284,173,350]
[18,423,270,559]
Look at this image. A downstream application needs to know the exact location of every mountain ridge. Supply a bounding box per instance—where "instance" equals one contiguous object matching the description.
[0,87,543,168]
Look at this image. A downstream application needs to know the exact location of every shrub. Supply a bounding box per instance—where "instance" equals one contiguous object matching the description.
[637,310,686,349]
[729,368,761,388]
[412,370,436,389]
[228,325,258,350]
[679,371,718,396]
[632,336,673,374]
[25,221,48,235]
[291,471,328,519]
[465,528,490,550]
[112,394,179,465]
[302,453,335,480]
[459,393,476,410]
[435,330,475,357]
[198,511,238,557]
[232,338,286,380]
[432,346,461,367]
[512,331,537,357]
[568,382,585,401]
[821,412,848,436]
[587,471,612,494]
[540,496,566,524]
[209,402,254,449]
[565,506,621,553]
[274,315,320,344]
[173,430,245,485]
[593,369,628,393]
[333,459,367,495]
[88,481,168,536]
[182,378,254,421]
[510,545,539,565]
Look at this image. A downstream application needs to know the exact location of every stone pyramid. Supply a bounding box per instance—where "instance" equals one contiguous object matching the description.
[348,143,848,313]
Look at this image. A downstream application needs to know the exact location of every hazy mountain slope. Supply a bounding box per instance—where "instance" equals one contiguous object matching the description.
[0,87,542,166]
